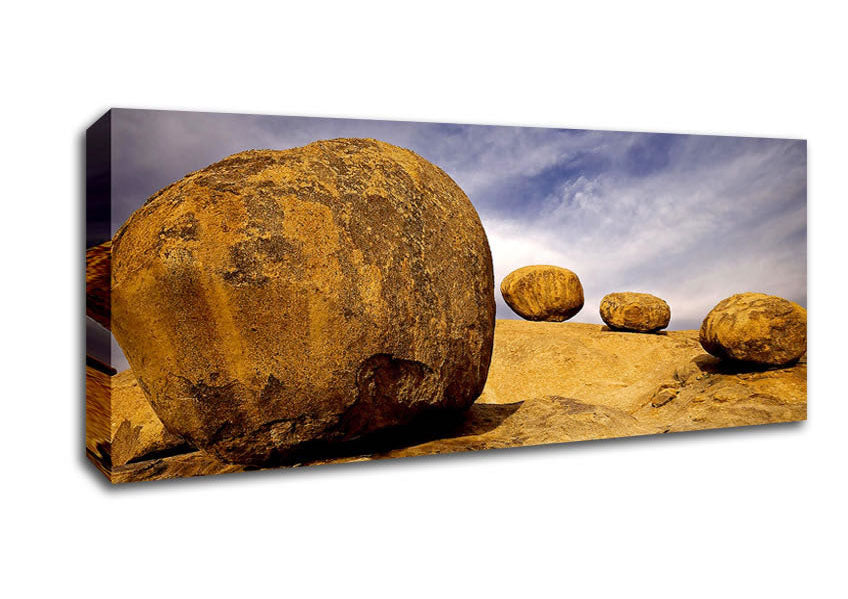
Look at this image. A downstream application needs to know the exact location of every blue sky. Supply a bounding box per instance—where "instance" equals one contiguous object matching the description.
[106,108,806,369]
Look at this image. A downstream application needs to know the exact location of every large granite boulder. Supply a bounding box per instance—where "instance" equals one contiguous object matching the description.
[699,293,806,366]
[110,138,496,465]
[599,292,671,332]
[500,265,583,321]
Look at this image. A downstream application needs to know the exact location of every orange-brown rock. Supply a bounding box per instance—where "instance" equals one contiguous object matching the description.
[466,321,805,436]
[84,364,111,468]
[85,365,188,472]
[478,321,704,412]
[699,293,806,366]
[599,292,670,332]
[110,139,495,465]
[500,265,583,321]
[110,369,188,466]
[633,353,806,432]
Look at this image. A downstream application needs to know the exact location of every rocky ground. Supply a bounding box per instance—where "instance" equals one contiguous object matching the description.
[88,320,806,483]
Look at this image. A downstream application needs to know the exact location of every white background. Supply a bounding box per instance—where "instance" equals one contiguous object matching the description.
[1,2,845,597]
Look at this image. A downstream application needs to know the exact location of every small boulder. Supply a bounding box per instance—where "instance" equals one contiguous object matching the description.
[500,265,584,322]
[699,293,806,366]
[600,292,671,332]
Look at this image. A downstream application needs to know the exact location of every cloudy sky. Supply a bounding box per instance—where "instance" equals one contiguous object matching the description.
[103,108,806,369]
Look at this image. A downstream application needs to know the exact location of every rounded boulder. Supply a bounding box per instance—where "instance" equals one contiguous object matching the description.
[699,293,806,366]
[111,138,496,465]
[500,265,584,321]
[600,292,671,332]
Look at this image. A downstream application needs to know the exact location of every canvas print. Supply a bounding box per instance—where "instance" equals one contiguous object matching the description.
[85,109,807,483]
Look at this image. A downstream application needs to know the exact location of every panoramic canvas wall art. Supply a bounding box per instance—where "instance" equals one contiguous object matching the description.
[85,109,807,483]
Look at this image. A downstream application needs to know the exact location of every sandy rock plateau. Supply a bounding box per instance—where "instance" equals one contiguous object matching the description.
[89,320,805,483]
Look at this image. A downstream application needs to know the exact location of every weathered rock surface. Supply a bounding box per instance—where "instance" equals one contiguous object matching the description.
[700,293,807,365]
[633,354,806,433]
[102,320,805,483]
[110,139,495,465]
[110,370,188,466]
[599,292,670,332]
[478,321,703,412]
[500,265,583,321]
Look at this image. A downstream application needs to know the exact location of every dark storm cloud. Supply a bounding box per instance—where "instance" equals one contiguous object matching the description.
[109,108,806,371]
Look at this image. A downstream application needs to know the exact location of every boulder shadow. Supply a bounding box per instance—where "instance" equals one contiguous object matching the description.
[599,325,668,336]
[692,353,803,375]
[273,401,525,467]
[108,400,522,475]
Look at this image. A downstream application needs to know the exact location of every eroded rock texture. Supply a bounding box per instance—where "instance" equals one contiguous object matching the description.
[110,139,496,465]
[599,292,670,332]
[699,293,806,366]
[500,265,583,321]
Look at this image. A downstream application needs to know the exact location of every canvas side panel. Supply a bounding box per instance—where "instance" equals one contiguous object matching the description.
[86,111,114,479]
[85,364,113,477]
[86,110,112,331]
